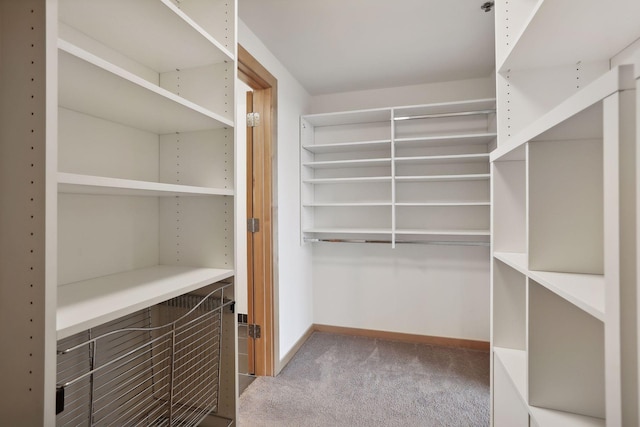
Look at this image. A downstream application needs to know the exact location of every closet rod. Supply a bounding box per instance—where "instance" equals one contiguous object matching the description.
[394,109,496,121]
[304,238,489,247]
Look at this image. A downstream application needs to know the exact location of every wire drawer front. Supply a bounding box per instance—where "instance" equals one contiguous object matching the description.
[56,284,233,426]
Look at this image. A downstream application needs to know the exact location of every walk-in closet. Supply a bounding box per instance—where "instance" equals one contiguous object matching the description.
[2,0,640,426]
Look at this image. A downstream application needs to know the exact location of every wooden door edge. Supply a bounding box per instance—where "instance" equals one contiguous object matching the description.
[245,90,256,375]
[238,44,277,377]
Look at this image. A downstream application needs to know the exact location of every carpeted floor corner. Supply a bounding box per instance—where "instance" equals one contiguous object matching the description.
[239,332,490,426]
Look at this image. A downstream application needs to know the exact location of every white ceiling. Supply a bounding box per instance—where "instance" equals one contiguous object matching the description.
[239,0,496,95]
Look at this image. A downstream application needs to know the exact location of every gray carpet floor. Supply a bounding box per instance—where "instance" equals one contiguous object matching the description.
[239,332,490,426]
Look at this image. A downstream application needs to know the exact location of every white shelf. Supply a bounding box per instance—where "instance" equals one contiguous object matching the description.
[494,347,527,400]
[395,173,490,182]
[494,252,528,276]
[302,140,391,153]
[58,172,233,197]
[491,65,635,162]
[494,347,605,427]
[303,108,391,127]
[59,0,233,73]
[0,0,237,422]
[529,407,605,427]
[528,270,605,322]
[303,228,391,235]
[395,153,489,164]
[59,40,233,134]
[394,98,496,118]
[304,229,489,239]
[394,132,496,147]
[57,265,234,340]
[301,100,492,245]
[491,4,634,425]
[396,202,490,207]
[303,202,391,207]
[498,0,640,72]
[303,158,391,169]
[303,176,392,184]
[493,250,604,321]
[395,229,490,236]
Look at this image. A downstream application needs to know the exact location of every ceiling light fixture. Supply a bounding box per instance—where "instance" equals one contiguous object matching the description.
[481,1,494,12]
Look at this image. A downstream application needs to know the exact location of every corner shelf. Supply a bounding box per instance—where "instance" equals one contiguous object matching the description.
[57,265,234,340]
[494,252,605,322]
[396,201,489,207]
[396,229,490,236]
[494,0,543,71]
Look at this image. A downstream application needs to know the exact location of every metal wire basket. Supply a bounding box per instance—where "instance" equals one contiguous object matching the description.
[56,283,234,426]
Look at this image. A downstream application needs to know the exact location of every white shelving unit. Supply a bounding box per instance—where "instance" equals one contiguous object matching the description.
[491,2,639,423]
[492,64,635,427]
[0,0,237,424]
[300,99,495,246]
[636,57,640,427]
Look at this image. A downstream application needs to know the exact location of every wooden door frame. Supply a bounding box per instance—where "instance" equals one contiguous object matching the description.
[238,44,277,376]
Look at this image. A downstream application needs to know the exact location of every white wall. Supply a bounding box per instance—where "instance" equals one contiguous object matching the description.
[311,77,495,341]
[313,244,491,340]
[238,20,314,367]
